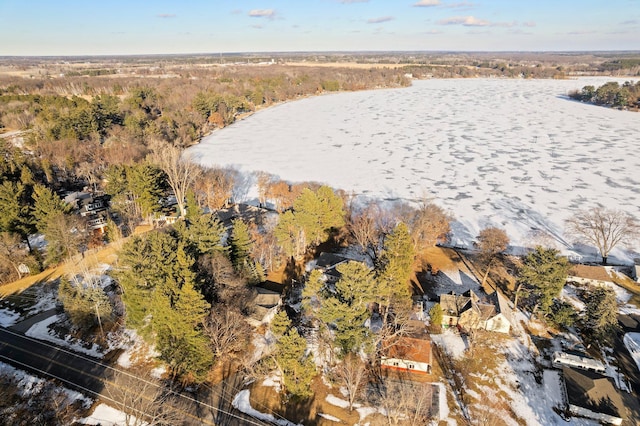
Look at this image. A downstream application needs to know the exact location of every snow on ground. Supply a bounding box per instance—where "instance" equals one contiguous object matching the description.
[232,389,301,426]
[496,338,600,426]
[0,361,92,409]
[189,77,640,262]
[431,329,467,359]
[624,333,640,374]
[318,412,342,422]
[77,403,145,426]
[561,284,586,312]
[24,314,104,358]
[0,308,21,327]
[326,394,350,409]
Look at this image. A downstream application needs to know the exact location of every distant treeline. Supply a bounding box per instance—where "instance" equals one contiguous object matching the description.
[569,81,640,110]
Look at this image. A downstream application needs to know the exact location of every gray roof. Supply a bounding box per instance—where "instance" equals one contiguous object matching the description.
[562,367,625,420]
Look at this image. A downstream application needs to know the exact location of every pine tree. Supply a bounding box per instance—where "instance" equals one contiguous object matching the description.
[113,231,214,383]
[274,210,305,259]
[184,189,200,224]
[229,219,252,271]
[272,314,316,399]
[32,184,72,232]
[584,287,619,342]
[293,185,345,247]
[517,246,569,317]
[377,222,415,310]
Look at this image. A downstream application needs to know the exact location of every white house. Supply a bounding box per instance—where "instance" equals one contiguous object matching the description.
[380,336,433,374]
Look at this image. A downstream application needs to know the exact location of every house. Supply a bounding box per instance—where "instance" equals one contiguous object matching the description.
[65,192,111,233]
[380,336,433,374]
[561,367,626,425]
[567,265,615,287]
[438,289,513,334]
[552,351,606,373]
[248,282,283,325]
[312,252,352,283]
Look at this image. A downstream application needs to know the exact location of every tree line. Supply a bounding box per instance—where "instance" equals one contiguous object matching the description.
[569,80,640,110]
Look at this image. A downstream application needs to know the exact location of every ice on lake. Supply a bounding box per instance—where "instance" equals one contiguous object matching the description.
[188,77,640,260]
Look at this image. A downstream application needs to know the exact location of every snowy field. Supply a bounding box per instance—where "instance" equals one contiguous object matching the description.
[189,77,640,262]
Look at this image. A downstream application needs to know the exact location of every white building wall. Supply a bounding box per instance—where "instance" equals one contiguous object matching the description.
[568,404,622,425]
[381,357,430,373]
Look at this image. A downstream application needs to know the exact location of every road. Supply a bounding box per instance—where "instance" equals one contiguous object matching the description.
[0,327,274,425]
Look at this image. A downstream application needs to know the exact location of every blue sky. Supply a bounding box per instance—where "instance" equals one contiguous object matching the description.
[1,0,638,55]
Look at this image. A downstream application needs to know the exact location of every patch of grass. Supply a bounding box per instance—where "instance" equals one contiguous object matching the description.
[611,273,640,307]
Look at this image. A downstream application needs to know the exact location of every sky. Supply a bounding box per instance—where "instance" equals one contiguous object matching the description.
[0,0,638,56]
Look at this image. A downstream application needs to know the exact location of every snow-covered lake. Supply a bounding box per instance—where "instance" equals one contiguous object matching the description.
[188,77,640,261]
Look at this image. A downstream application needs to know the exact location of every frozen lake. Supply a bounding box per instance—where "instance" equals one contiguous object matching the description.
[188,77,640,261]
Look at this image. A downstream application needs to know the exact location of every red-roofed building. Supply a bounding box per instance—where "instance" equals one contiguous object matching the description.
[381,337,433,374]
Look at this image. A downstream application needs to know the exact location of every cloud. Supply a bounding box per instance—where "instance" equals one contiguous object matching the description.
[620,19,638,25]
[438,15,489,26]
[249,9,276,19]
[157,13,176,18]
[251,24,263,29]
[367,16,395,24]
[444,1,476,8]
[438,15,515,27]
[413,0,441,6]
[522,21,536,27]
[566,30,598,35]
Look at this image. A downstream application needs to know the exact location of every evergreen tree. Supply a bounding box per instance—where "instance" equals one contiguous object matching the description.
[377,222,415,311]
[32,184,72,231]
[184,189,200,223]
[312,262,376,354]
[271,312,316,399]
[293,185,345,248]
[58,277,113,331]
[270,309,292,339]
[429,303,443,331]
[229,219,252,272]
[517,246,569,317]
[174,213,226,256]
[584,287,619,342]
[0,180,34,245]
[113,231,213,383]
[274,210,305,259]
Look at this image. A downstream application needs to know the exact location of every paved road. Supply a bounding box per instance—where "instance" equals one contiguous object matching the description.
[0,327,274,425]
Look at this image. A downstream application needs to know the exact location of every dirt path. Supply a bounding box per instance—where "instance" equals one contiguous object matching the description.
[0,225,153,297]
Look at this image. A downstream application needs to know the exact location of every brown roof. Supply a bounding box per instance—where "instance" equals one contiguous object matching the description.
[383,337,432,364]
[568,265,613,283]
[563,367,626,419]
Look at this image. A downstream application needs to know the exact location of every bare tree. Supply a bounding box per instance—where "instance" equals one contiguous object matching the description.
[476,227,509,287]
[204,306,252,360]
[0,232,29,282]
[349,205,382,262]
[105,367,185,426]
[372,378,435,425]
[255,171,272,208]
[147,139,201,218]
[565,207,639,264]
[194,166,235,211]
[332,354,368,411]
[402,200,452,252]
